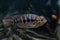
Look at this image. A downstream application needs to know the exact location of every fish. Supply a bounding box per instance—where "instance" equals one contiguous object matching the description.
[2,14,47,28]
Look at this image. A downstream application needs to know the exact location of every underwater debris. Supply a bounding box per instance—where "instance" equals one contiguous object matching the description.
[51,14,57,20]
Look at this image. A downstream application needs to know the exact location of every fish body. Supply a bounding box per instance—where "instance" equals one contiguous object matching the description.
[3,14,47,28]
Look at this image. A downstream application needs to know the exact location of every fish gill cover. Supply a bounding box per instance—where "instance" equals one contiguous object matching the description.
[0,0,59,40]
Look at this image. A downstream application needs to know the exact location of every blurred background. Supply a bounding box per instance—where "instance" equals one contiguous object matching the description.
[0,0,60,40]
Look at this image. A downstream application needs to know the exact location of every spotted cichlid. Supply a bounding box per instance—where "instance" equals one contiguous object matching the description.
[2,14,47,28]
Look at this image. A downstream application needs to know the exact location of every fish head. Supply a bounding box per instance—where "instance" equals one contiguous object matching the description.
[35,16,47,27]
